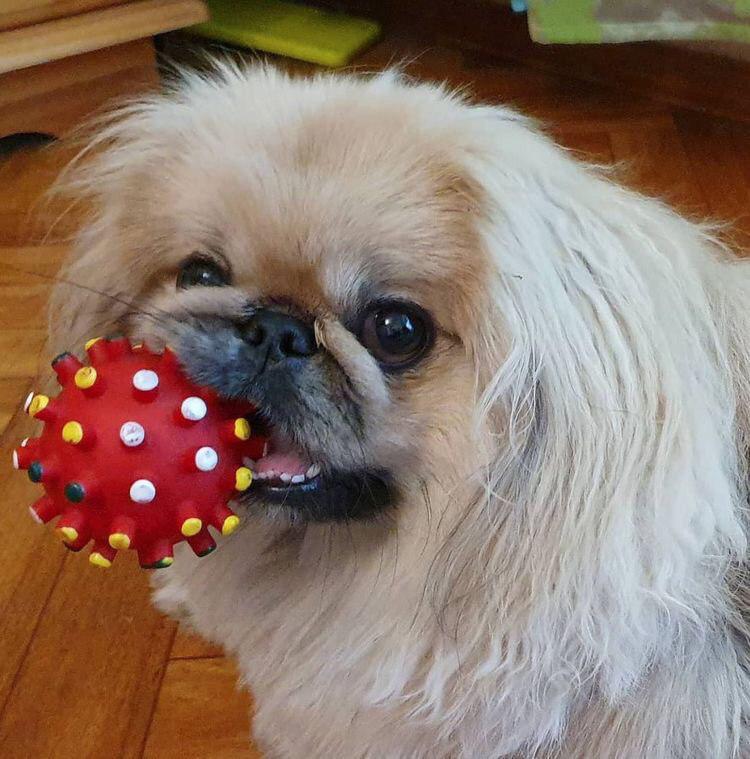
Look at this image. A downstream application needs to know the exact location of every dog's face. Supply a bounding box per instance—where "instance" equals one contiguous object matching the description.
[61,69,495,524]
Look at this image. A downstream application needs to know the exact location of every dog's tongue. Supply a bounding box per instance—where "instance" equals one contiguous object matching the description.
[254,451,310,477]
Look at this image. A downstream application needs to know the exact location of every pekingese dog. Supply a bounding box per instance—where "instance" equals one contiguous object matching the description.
[49,65,750,758]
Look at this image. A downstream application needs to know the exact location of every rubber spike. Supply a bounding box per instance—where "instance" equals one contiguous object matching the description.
[51,352,84,386]
[108,516,137,551]
[55,508,89,546]
[28,395,57,422]
[27,459,59,485]
[74,366,105,397]
[62,527,90,552]
[89,541,118,568]
[176,501,203,537]
[234,466,253,492]
[61,420,96,449]
[210,503,240,536]
[187,529,217,557]
[29,496,61,524]
[185,446,219,473]
[220,417,251,444]
[63,475,100,506]
[13,444,37,470]
[138,539,174,569]
[176,396,207,426]
[84,336,102,351]
[131,368,160,403]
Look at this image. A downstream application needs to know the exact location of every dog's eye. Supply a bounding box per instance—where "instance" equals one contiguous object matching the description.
[358,300,434,370]
[177,257,229,289]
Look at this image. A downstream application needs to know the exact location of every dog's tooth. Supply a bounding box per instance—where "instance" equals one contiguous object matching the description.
[291,474,305,484]
[280,472,292,483]
[243,457,257,469]
[306,464,321,478]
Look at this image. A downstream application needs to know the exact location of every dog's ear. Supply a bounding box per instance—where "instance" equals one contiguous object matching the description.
[433,106,747,699]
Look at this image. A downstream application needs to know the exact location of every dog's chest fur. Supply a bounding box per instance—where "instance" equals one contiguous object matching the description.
[152,505,750,759]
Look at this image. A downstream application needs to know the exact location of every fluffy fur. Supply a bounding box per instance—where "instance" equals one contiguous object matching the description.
[48,65,750,757]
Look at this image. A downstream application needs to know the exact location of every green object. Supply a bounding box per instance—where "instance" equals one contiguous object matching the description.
[189,0,381,68]
[64,482,86,504]
[27,461,43,484]
[527,0,750,44]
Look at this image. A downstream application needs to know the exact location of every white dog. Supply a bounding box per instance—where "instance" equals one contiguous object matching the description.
[50,65,750,757]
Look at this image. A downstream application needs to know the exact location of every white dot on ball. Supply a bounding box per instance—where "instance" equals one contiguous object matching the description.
[12,450,19,470]
[181,397,207,421]
[132,369,159,392]
[130,479,156,503]
[23,392,34,412]
[120,421,145,447]
[195,446,218,472]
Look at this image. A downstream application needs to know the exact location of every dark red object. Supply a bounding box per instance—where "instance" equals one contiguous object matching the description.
[14,337,266,569]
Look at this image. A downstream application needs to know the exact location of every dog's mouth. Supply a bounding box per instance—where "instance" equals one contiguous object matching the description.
[245,425,322,494]
[241,414,395,522]
[161,321,397,521]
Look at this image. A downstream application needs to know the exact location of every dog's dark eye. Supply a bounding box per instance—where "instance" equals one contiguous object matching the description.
[177,257,229,289]
[358,300,434,370]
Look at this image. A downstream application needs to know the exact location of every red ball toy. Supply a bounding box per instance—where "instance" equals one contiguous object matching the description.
[13,337,266,569]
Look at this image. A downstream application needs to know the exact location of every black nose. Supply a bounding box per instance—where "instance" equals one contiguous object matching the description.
[240,308,317,362]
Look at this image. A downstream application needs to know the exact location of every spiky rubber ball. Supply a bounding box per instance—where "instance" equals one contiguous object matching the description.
[13,337,266,569]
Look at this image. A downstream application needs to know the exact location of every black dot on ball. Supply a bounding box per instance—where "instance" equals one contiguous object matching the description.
[64,482,85,503]
[27,461,43,483]
[51,351,72,367]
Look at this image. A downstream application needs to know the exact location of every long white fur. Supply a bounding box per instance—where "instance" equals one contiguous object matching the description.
[54,65,750,757]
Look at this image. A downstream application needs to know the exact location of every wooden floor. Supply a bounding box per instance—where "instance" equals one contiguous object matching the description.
[1,8,750,757]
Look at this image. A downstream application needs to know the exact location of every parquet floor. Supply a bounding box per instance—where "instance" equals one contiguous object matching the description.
[1,10,749,758]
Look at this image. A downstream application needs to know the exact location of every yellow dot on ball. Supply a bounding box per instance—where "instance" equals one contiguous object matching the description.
[62,421,84,444]
[56,526,78,543]
[89,552,111,569]
[28,394,49,417]
[109,533,131,550]
[222,514,241,536]
[181,518,202,537]
[85,337,102,351]
[234,467,252,492]
[159,557,174,567]
[74,366,97,389]
[233,418,251,440]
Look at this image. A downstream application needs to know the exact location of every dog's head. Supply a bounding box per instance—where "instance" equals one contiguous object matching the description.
[52,67,502,524]
[50,66,750,727]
